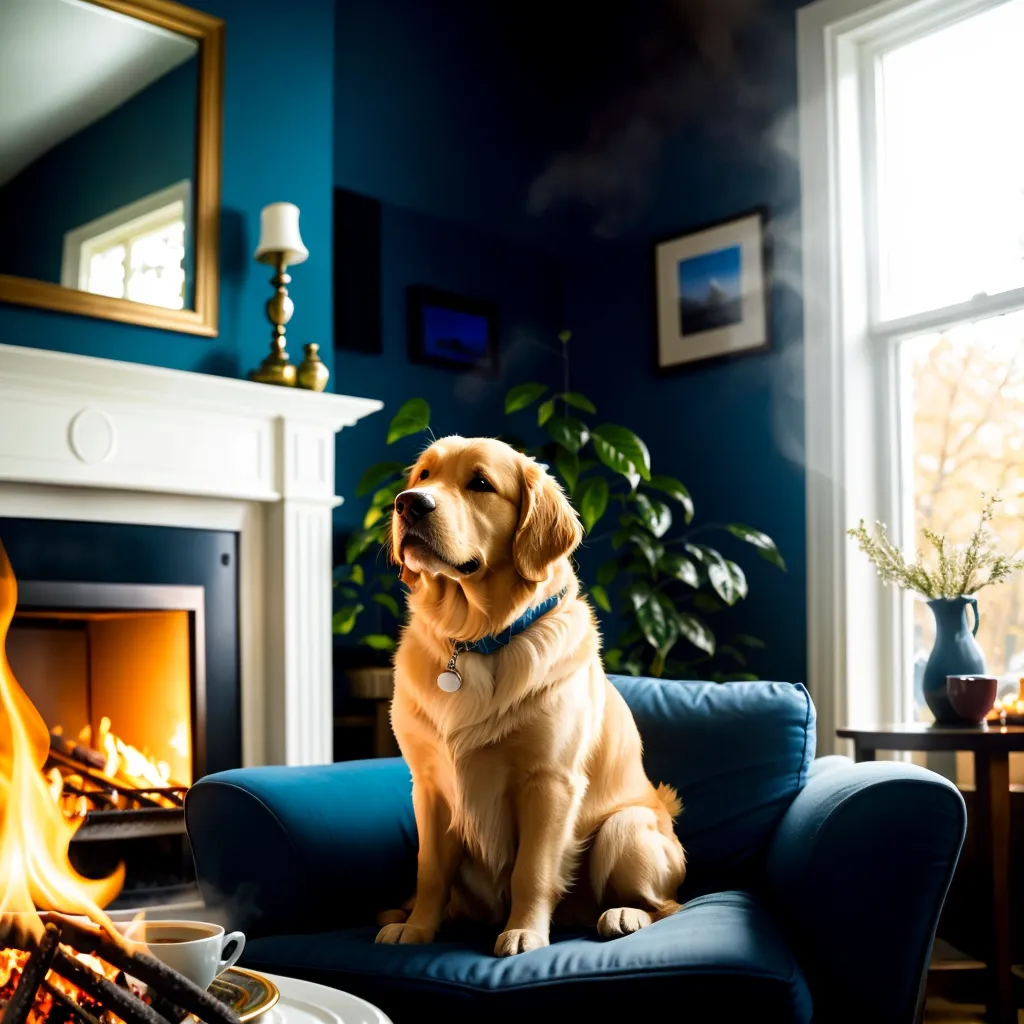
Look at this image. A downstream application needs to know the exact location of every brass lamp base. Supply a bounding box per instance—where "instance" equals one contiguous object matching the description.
[248,352,297,386]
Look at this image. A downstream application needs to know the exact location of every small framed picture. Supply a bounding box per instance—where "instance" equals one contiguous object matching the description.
[653,208,770,373]
[406,286,499,375]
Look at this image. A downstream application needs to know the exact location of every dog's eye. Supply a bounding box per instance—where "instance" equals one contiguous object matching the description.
[467,474,495,493]
[419,469,429,481]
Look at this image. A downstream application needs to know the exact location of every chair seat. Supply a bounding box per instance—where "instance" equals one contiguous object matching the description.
[241,891,813,1022]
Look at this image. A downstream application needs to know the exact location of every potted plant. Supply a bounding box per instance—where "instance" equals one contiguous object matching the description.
[500,331,785,680]
[848,494,1024,723]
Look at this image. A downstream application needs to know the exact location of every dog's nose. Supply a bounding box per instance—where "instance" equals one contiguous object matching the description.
[395,490,436,522]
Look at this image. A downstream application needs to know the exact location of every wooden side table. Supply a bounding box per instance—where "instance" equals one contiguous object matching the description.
[838,723,1024,1024]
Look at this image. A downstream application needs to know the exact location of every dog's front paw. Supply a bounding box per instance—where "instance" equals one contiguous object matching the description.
[597,906,652,939]
[494,928,548,957]
[375,923,434,945]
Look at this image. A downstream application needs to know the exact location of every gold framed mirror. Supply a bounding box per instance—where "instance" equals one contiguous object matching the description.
[0,0,224,336]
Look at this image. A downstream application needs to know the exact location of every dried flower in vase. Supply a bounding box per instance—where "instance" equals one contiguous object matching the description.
[847,494,1024,598]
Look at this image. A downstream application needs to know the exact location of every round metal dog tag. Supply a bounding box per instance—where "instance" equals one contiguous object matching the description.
[437,669,462,692]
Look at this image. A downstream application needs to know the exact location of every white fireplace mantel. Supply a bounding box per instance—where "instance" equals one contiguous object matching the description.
[0,342,382,769]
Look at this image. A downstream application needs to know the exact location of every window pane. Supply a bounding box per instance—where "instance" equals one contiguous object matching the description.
[125,219,185,310]
[878,0,1024,321]
[86,245,127,299]
[906,309,1024,718]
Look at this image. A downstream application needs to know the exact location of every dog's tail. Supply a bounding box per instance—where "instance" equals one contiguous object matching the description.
[655,782,683,820]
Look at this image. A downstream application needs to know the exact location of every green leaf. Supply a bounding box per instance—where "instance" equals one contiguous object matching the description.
[719,644,748,666]
[546,415,590,454]
[578,458,597,475]
[338,586,360,600]
[693,592,724,614]
[676,613,715,655]
[558,329,572,344]
[333,563,365,586]
[576,477,610,533]
[660,552,700,588]
[371,479,406,508]
[596,559,619,586]
[558,391,597,414]
[589,584,612,612]
[360,634,397,652]
[505,382,548,414]
[554,448,580,494]
[356,461,406,498]
[604,648,623,671]
[537,399,555,426]
[386,398,431,444]
[734,633,766,648]
[332,603,364,635]
[612,528,663,568]
[590,424,651,482]
[726,524,787,571]
[700,548,748,606]
[623,580,654,611]
[371,592,400,617]
[646,475,694,524]
[363,505,385,530]
[633,494,672,538]
[345,531,376,564]
[636,592,671,651]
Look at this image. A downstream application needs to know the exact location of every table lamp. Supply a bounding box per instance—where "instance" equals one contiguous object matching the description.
[248,202,309,386]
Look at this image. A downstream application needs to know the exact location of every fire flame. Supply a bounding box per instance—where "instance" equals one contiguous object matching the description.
[0,541,124,945]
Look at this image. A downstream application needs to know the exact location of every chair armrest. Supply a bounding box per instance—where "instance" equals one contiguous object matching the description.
[185,758,416,936]
[764,760,966,1024]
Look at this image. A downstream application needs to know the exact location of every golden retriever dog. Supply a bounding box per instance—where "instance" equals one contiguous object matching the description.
[375,436,687,957]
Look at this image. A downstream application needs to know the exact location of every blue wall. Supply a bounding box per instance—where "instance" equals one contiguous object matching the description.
[0,0,336,385]
[0,60,197,290]
[560,1,807,684]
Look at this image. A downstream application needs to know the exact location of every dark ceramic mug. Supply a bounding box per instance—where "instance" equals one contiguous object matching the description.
[945,675,999,725]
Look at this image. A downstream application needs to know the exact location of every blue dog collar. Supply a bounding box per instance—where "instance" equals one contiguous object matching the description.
[436,587,568,692]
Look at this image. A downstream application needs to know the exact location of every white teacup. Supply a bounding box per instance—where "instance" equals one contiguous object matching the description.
[125,920,245,991]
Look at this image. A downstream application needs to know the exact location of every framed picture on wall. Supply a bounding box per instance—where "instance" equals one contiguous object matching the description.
[653,208,770,373]
[407,286,499,374]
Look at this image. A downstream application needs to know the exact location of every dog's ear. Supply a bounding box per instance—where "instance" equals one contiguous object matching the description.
[513,459,583,583]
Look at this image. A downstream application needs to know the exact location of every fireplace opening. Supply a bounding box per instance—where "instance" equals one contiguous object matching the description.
[0,517,240,909]
[8,581,206,804]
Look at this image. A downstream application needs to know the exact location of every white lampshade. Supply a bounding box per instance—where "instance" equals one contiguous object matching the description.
[254,202,309,266]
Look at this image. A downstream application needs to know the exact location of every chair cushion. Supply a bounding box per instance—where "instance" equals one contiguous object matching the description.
[609,677,814,893]
[241,890,812,1023]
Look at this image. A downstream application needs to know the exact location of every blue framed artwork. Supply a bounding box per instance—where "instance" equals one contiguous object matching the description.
[654,209,770,373]
[407,286,499,374]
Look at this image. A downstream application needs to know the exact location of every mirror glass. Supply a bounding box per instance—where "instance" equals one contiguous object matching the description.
[0,0,200,312]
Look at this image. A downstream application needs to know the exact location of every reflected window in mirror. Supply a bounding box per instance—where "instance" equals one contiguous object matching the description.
[62,181,190,310]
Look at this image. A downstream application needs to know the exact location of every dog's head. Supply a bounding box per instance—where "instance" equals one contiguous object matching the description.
[392,437,582,588]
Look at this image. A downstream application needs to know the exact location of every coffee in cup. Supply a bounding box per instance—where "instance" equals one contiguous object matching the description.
[124,920,245,991]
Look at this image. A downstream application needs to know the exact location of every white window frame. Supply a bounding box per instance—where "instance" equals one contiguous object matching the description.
[61,179,191,298]
[798,0,1024,752]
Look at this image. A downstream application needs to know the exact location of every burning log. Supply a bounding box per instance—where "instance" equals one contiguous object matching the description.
[3,924,60,1024]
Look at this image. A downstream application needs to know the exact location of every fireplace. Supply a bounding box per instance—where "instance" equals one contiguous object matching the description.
[0,517,241,908]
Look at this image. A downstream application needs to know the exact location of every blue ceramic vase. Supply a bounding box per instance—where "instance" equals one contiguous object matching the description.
[922,596,985,724]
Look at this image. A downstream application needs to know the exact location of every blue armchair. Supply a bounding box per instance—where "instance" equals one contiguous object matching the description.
[185,678,966,1024]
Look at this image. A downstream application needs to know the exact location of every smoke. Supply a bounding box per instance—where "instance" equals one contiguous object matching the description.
[528,0,788,238]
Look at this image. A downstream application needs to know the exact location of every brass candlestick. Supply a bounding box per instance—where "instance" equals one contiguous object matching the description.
[249,253,297,386]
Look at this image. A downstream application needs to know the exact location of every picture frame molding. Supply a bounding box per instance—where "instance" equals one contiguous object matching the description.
[651,205,772,377]
[406,284,500,376]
